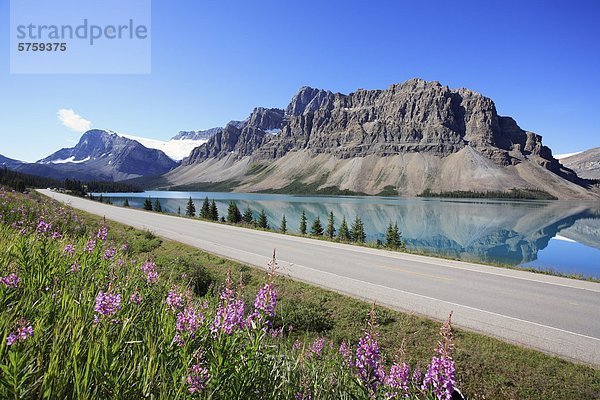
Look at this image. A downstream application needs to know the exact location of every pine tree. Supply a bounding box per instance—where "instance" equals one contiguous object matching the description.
[200,197,211,219]
[326,211,336,238]
[385,222,395,248]
[242,207,254,224]
[393,223,402,249]
[280,215,287,233]
[123,198,130,207]
[227,201,242,223]
[299,210,307,235]
[338,216,350,241]
[154,199,162,213]
[209,200,219,221]
[257,209,269,229]
[351,216,366,243]
[185,197,196,217]
[310,216,324,236]
[143,197,153,211]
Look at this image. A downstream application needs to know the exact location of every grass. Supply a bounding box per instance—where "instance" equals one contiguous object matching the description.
[1,188,463,399]
[39,190,600,399]
[132,237,600,400]
[245,163,269,176]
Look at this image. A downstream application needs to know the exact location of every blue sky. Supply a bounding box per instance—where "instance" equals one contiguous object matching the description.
[1,0,599,162]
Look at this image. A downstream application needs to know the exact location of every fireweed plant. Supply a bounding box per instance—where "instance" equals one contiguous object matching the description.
[0,188,458,399]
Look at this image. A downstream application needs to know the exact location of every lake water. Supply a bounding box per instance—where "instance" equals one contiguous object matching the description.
[97,191,600,279]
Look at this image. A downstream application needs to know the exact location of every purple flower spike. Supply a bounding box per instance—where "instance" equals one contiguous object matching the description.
[36,220,52,235]
[187,363,210,394]
[355,331,385,393]
[63,244,75,255]
[421,348,456,400]
[141,261,159,284]
[129,292,142,305]
[176,306,204,334]
[94,290,122,318]
[85,239,96,253]
[310,337,325,357]
[103,247,117,260]
[211,276,246,335]
[6,318,33,346]
[385,362,411,399]
[1,273,20,288]
[97,226,108,241]
[166,290,185,312]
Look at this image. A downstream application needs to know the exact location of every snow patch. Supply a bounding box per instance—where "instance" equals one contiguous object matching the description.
[121,134,207,161]
[265,129,281,135]
[49,156,90,164]
[552,235,577,243]
[555,151,583,160]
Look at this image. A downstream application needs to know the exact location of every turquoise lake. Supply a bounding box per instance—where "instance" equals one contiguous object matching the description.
[97,191,600,279]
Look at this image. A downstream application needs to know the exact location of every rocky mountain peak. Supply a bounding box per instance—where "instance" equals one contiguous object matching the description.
[247,107,285,130]
[286,86,334,116]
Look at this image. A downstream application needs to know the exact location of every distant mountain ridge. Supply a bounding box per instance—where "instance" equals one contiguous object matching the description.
[2,127,221,183]
[0,154,23,169]
[560,147,600,179]
[172,127,225,141]
[166,78,596,199]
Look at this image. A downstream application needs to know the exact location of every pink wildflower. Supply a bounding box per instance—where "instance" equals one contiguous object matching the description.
[6,318,33,346]
[0,273,20,288]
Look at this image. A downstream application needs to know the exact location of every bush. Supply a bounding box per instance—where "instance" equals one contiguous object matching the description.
[276,299,334,333]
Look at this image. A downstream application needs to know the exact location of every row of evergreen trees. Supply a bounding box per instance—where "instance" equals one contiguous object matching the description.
[192,197,270,228]
[127,195,405,250]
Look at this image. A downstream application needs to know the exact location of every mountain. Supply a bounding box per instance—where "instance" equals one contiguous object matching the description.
[165,78,596,199]
[0,154,23,169]
[555,151,583,160]
[24,129,179,181]
[172,127,225,141]
[559,147,600,179]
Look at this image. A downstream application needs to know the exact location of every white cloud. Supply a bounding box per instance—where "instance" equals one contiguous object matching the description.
[57,108,92,133]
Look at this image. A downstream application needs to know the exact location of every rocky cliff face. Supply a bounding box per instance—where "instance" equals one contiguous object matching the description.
[184,79,574,180]
[168,79,595,199]
[184,108,284,163]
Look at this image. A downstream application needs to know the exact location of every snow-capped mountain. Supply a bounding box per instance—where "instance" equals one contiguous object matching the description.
[32,129,179,181]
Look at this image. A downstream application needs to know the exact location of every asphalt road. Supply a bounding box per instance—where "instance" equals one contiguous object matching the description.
[40,189,600,366]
